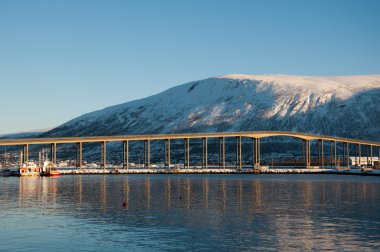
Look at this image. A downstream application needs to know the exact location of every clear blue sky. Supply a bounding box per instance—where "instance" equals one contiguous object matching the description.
[1,0,379,135]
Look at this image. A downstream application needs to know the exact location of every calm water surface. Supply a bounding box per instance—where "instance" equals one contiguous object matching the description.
[1,174,380,251]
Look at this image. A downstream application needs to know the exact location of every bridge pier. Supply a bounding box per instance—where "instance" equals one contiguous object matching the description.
[329,141,332,168]
[344,142,349,168]
[218,137,225,169]
[202,137,208,169]
[51,143,57,164]
[22,144,29,163]
[329,141,337,168]
[236,136,242,170]
[165,139,170,169]
[184,138,189,169]
[144,140,150,168]
[100,141,106,169]
[304,139,311,168]
[333,141,337,168]
[123,140,129,170]
[342,142,346,167]
[318,139,324,168]
[76,142,82,169]
[253,138,260,169]
[354,144,357,165]
[367,145,372,166]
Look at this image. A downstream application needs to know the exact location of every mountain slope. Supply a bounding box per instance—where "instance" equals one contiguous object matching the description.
[42,74,380,141]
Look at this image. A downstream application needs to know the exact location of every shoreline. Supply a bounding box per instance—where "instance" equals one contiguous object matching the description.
[55,167,380,176]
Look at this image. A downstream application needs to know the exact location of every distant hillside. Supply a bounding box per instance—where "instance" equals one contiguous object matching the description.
[42,74,380,141]
[0,129,50,139]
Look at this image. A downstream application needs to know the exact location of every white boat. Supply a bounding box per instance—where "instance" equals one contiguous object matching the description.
[19,161,40,176]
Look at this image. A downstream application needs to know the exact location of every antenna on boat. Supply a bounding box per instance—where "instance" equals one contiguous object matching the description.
[2,148,5,168]
[5,148,7,168]
[39,151,42,168]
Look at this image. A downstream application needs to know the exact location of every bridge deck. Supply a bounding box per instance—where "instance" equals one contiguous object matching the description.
[0,131,379,146]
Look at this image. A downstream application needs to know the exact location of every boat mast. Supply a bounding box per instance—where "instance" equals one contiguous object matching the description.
[3,148,8,169]
[2,149,5,168]
[39,151,42,168]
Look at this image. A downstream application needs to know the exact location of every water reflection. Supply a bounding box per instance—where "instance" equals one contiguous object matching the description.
[1,174,380,251]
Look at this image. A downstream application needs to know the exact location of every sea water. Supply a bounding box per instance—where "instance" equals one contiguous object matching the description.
[1,174,379,251]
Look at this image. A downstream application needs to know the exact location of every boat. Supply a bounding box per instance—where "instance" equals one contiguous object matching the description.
[1,149,12,176]
[19,161,40,176]
[0,168,11,177]
[40,160,60,177]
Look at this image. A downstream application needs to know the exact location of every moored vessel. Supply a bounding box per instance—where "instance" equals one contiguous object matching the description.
[1,149,11,176]
[0,168,11,177]
[40,160,60,177]
[19,161,40,176]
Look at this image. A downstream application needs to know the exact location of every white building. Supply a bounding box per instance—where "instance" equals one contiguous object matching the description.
[349,157,379,166]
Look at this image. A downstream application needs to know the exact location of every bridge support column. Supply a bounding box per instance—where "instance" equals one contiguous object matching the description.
[22,144,29,163]
[253,138,260,169]
[333,141,337,168]
[19,151,23,166]
[345,142,350,168]
[123,140,129,170]
[165,139,170,169]
[184,138,189,169]
[329,141,332,168]
[235,136,242,170]
[218,137,225,169]
[76,142,82,169]
[355,144,359,166]
[342,142,345,166]
[358,144,362,166]
[100,141,106,169]
[144,140,150,168]
[51,143,57,164]
[366,145,370,166]
[370,145,373,166]
[318,139,324,168]
[202,137,208,169]
[304,140,311,168]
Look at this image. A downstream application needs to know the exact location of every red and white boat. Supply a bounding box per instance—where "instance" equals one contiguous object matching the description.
[19,161,40,176]
[40,160,60,177]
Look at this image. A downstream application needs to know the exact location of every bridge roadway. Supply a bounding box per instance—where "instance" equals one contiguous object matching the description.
[0,131,379,169]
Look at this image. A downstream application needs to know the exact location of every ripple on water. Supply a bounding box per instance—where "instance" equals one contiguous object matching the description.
[1,174,380,251]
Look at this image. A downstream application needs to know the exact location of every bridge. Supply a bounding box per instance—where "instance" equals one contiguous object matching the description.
[0,131,379,169]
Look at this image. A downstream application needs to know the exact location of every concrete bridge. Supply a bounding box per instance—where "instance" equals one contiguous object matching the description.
[0,131,379,169]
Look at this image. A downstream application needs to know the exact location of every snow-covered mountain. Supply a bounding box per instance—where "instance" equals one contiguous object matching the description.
[42,74,380,141]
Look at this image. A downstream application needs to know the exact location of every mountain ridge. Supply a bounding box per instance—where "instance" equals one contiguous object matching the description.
[41,74,380,141]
